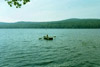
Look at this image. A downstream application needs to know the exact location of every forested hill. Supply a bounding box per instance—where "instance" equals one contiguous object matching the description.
[0,19,100,28]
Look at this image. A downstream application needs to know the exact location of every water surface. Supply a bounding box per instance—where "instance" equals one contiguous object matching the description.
[0,29,100,67]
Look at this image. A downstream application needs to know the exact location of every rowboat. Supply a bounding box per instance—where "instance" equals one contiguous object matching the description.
[43,35,53,40]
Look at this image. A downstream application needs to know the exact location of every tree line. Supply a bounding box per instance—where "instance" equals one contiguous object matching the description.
[0,19,100,28]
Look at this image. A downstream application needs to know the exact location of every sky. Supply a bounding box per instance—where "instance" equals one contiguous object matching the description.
[0,0,100,22]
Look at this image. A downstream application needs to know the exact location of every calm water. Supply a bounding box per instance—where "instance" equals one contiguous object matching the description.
[0,29,100,67]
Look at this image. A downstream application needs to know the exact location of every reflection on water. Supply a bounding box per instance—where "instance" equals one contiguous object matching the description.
[0,29,100,67]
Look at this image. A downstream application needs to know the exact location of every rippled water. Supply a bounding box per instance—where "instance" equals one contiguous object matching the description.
[0,29,100,67]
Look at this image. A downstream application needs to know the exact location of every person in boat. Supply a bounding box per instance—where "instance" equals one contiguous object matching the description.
[43,34,53,40]
[44,34,49,39]
[46,34,48,38]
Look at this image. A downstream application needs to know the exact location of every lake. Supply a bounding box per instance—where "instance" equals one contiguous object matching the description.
[0,29,100,67]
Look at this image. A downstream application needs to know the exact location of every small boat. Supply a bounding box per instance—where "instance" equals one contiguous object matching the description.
[43,35,53,40]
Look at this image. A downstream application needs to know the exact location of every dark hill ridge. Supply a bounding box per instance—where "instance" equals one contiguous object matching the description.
[0,19,100,28]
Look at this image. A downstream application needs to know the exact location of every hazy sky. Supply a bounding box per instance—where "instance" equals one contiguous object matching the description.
[0,0,100,22]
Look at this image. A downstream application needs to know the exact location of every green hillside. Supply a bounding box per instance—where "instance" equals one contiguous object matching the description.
[0,19,100,28]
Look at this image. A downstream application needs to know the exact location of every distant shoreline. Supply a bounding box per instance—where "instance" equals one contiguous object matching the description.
[0,27,100,29]
[0,19,100,28]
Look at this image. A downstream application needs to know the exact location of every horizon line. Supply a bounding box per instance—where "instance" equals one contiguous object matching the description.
[0,18,100,23]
